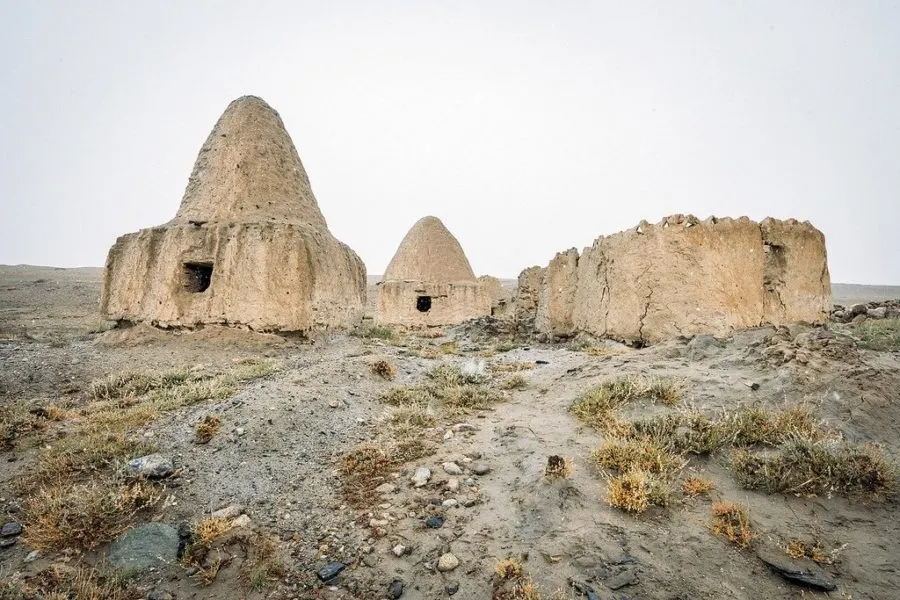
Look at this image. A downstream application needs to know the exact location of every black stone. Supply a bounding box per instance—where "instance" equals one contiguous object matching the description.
[535,360,549,365]
[759,555,837,592]
[0,522,22,537]
[387,578,404,598]
[568,578,600,600]
[0,537,16,549]
[317,561,346,582]
[425,515,444,529]
[446,581,460,595]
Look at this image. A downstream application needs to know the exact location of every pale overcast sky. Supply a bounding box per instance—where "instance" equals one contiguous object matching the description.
[1,1,898,284]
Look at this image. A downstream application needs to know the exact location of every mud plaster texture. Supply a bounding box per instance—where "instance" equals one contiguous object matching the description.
[377,216,490,327]
[100,96,366,333]
[1,266,900,600]
[532,215,831,344]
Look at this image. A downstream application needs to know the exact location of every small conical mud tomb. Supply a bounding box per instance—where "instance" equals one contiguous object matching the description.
[377,216,490,326]
[100,96,366,332]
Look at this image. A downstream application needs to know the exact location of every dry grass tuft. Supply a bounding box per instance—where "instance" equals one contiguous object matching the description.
[591,439,684,475]
[371,359,397,380]
[194,516,233,545]
[495,558,524,580]
[544,455,574,480]
[853,317,900,351]
[571,375,683,433]
[240,534,288,591]
[195,414,221,444]
[785,538,844,565]
[355,325,397,341]
[387,404,436,433]
[710,501,754,547]
[491,361,535,373]
[22,478,161,551]
[499,375,528,391]
[0,403,49,450]
[338,444,395,506]
[5,564,140,600]
[380,386,428,407]
[605,470,670,513]
[681,476,714,497]
[731,440,896,498]
[720,405,827,447]
[494,342,520,353]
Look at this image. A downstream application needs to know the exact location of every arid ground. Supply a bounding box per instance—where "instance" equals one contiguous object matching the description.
[1,265,899,600]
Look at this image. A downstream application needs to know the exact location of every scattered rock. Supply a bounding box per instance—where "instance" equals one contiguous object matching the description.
[868,307,887,318]
[1,522,23,537]
[470,464,491,476]
[605,567,638,590]
[437,552,460,571]
[147,590,174,600]
[445,478,460,493]
[210,504,244,520]
[446,581,460,595]
[126,454,174,480]
[0,538,16,549]
[376,482,398,494]
[24,550,38,562]
[387,578,404,599]
[107,523,180,572]
[442,462,463,475]
[392,544,407,557]
[452,423,476,432]
[317,561,346,582]
[442,499,458,507]
[849,303,868,316]
[411,467,431,487]
[425,515,444,529]
[569,579,600,599]
[230,514,251,528]
[758,551,837,592]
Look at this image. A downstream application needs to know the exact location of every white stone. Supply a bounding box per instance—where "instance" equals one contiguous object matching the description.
[411,467,431,487]
[437,552,460,572]
[442,462,463,475]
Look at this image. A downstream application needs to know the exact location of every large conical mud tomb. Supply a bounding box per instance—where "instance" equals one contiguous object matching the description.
[100,96,366,332]
[377,216,490,326]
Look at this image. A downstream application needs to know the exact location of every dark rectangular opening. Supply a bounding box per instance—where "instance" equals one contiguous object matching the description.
[183,262,213,293]
[416,295,432,312]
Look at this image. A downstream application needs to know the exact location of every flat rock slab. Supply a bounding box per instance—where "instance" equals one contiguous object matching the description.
[107,523,180,573]
[127,454,175,480]
[758,550,837,592]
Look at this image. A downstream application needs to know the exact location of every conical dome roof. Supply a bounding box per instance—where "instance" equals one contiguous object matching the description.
[173,96,328,230]
[383,216,477,283]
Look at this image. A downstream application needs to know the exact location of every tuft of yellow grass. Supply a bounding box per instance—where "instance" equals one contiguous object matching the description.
[591,439,684,475]
[710,501,754,548]
[605,470,670,514]
[544,455,574,480]
[371,359,397,380]
[194,516,233,545]
[195,414,221,444]
[681,476,714,497]
[495,558,524,580]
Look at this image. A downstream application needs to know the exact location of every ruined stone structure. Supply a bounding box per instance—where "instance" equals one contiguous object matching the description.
[528,215,831,344]
[376,216,490,326]
[514,266,545,327]
[101,96,366,332]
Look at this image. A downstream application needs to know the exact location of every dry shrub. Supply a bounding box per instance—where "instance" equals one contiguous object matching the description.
[710,502,753,547]
[195,414,221,444]
[390,437,435,463]
[544,455,574,480]
[194,516,232,544]
[35,432,154,482]
[571,376,682,433]
[339,444,395,505]
[731,440,895,498]
[414,328,445,339]
[853,317,900,351]
[591,439,684,475]
[380,386,428,407]
[0,403,48,450]
[499,375,528,391]
[583,345,625,358]
[785,538,844,565]
[605,471,670,513]
[240,534,287,591]
[371,359,397,380]
[440,384,502,411]
[681,476,714,497]
[14,564,139,600]
[721,405,827,447]
[387,405,436,439]
[626,413,723,455]
[22,479,161,551]
[495,558,524,580]
[355,325,397,341]
[491,362,534,373]
[494,342,520,353]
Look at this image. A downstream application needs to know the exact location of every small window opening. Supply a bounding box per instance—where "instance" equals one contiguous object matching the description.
[183,262,213,293]
[416,295,432,312]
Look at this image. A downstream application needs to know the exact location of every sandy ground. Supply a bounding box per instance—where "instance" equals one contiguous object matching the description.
[1,265,899,599]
